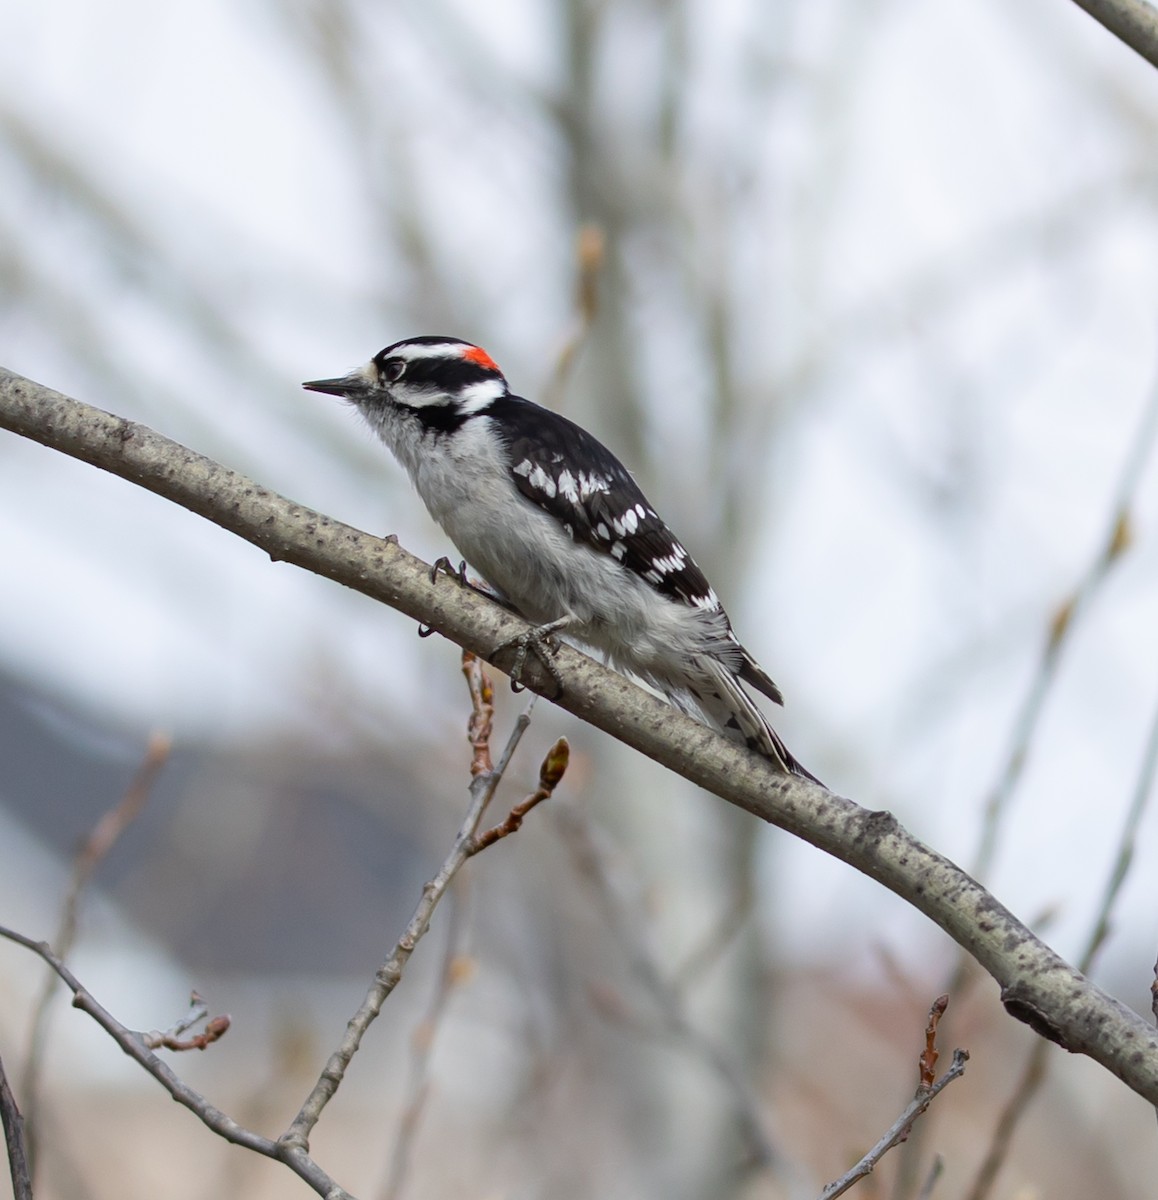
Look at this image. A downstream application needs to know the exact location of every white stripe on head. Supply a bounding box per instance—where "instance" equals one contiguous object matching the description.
[393,339,470,363]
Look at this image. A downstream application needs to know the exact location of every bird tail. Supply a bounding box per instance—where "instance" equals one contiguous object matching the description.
[677,657,823,785]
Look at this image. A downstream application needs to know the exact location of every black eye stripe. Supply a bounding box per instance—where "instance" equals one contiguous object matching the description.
[373,354,498,392]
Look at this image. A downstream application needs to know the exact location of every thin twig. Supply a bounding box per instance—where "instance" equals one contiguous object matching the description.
[919,996,950,1090]
[823,997,965,1200]
[0,1052,32,1200]
[468,739,569,854]
[0,658,557,1200]
[0,924,354,1199]
[378,885,468,1200]
[541,224,605,409]
[142,990,232,1052]
[818,1048,969,1200]
[558,807,782,1172]
[379,728,567,1200]
[282,653,540,1151]
[22,732,170,1175]
[464,650,496,777]
[962,680,1158,1200]
[669,878,756,993]
[1077,686,1158,978]
[894,368,1158,1198]
[970,375,1158,887]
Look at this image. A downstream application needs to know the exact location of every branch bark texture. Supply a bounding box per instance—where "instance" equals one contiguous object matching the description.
[3,367,1158,1105]
[1069,0,1158,70]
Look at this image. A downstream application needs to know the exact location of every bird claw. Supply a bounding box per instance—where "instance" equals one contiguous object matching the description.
[418,558,474,636]
[494,617,570,696]
[430,556,468,586]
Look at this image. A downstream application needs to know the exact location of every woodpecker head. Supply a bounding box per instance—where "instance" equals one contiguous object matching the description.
[303,336,509,418]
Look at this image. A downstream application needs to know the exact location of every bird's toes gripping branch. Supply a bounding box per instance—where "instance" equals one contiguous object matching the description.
[418,558,473,637]
[430,556,469,586]
[493,616,572,696]
[420,557,511,638]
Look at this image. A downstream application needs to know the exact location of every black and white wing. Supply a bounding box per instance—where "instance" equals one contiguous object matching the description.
[491,393,785,709]
[492,395,718,605]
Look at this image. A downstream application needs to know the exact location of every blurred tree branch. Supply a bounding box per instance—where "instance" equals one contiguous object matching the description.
[0,923,353,1199]
[21,732,170,1181]
[3,366,1158,1109]
[557,805,781,1171]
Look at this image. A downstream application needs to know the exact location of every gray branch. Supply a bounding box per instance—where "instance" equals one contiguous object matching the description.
[0,924,352,1199]
[3,367,1158,1106]
[1069,0,1158,69]
[0,1053,31,1200]
[818,1050,969,1200]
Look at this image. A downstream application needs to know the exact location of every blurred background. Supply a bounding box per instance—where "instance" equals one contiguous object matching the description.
[2,0,1158,1197]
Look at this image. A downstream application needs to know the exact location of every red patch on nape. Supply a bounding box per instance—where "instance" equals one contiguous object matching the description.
[462,344,501,373]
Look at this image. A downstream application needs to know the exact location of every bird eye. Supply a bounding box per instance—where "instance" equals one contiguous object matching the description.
[381,357,406,383]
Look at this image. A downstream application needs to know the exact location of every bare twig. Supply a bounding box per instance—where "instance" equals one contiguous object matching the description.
[378,887,469,1200]
[282,653,539,1151]
[464,651,496,777]
[377,659,493,1200]
[143,993,232,1052]
[145,1017,232,1054]
[970,375,1158,888]
[469,739,569,854]
[891,367,1158,1194]
[897,325,1158,1200]
[919,995,950,1090]
[22,732,170,1174]
[558,808,781,1171]
[144,991,209,1045]
[819,1015,969,1200]
[70,733,172,895]
[1078,685,1158,977]
[0,924,354,1200]
[378,696,566,1200]
[542,224,605,409]
[0,1053,32,1200]
[0,656,556,1200]
[962,681,1158,1200]
[669,877,756,992]
[5,373,1158,1101]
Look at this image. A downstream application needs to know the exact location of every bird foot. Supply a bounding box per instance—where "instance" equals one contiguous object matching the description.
[494,616,571,695]
[420,558,510,637]
[430,556,469,586]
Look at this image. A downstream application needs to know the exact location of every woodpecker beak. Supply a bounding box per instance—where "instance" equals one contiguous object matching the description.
[302,373,368,398]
